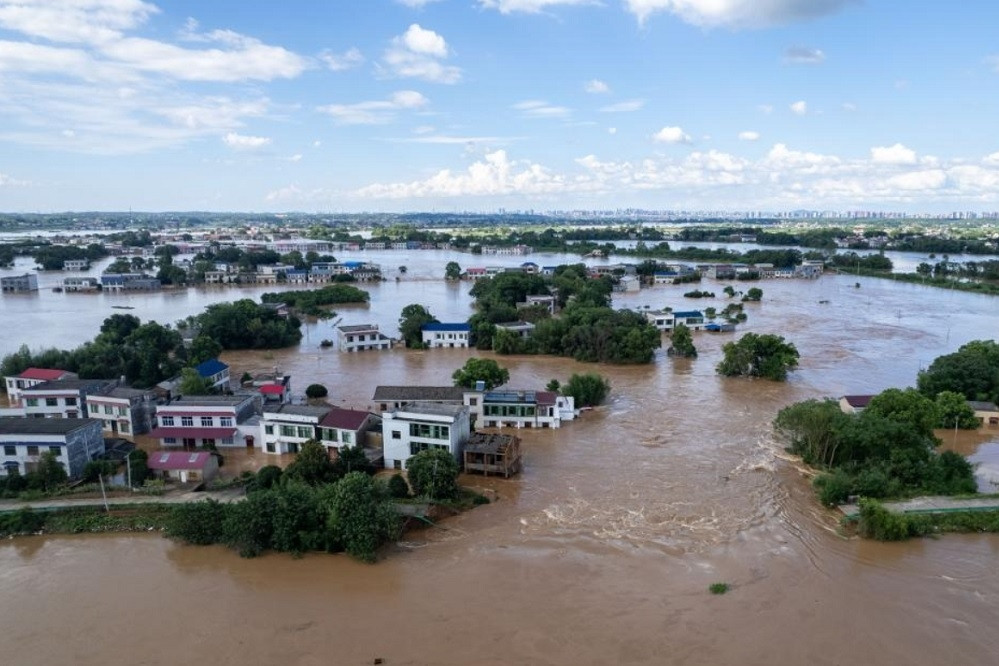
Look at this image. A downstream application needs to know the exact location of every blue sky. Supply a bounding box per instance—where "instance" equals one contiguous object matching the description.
[1,0,999,213]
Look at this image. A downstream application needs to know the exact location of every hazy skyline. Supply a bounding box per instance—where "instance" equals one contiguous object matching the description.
[2,1,999,213]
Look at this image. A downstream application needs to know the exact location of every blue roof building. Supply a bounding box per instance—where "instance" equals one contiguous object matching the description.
[194,359,231,389]
[421,323,471,348]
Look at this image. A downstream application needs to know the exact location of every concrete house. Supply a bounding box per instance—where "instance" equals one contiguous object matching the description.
[149,394,259,449]
[63,277,100,292]
[421,322,471,348]
[0,417,104,479]
[4,368,78,407]
[644,310,705,332]
[146,451,219,484]
[63,259,90,271]
[839,395,874,414]
[372,386,466,412]
[382,404,471,471]
[0,273,39,293]
[464,389,575,429]
[259,404,331,454]
[318,407,379,457]
[336,324,393,352]
[20,378,116,419]
[194,359,231,391]
[85,386,157,438]
[968,401,999,428]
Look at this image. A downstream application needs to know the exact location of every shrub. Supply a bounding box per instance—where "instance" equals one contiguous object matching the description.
[407,449,461,500]
[388,474,411,499]
[256,465,284,490]
[305,383,328,399]
[709,583,730,595]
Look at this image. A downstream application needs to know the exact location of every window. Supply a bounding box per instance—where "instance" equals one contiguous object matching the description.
[203,439,215,448]
[200,417,213,427]
[120,423,130,434]
[103,405,113,415]
[266,442,275,453]
[222,436,234,446]
[66,411,77,419]
[410,442,447,455]
[296,426,312,439]
[161,416,175,426]
[340,431,352,444]
[48,446,61,456]
[164,437,177,445]
[469,398,478,406]
[26,398,38,407]
[220,417,233,427]
[409,423,450,440]
[65,397,77,406]
[264,424,274,435]
[393,460,402,470]
[280,425,296,437]
[26,445,39,456]
[181,416,193,427]
[118,406,127,416]
[3,445,15,456]
[391,430,401,440]
[46,397,58,407]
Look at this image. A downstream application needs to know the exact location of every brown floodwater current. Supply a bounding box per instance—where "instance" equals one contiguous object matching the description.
[2,256,999,665]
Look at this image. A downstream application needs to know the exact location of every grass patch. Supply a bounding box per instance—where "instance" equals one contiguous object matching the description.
[709,582,730,595]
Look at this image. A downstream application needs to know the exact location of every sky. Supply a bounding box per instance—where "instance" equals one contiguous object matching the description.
[1,0,999,214]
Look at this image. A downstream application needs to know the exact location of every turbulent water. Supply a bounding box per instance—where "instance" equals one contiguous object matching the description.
[2,255,999,665]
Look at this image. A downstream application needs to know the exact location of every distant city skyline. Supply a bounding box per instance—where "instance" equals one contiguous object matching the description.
[2,1,999,213]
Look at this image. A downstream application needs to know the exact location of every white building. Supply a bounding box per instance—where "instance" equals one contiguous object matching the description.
[336,324,393,352]
[20,378,116,419]
[421,323,471,349]
[0,417,104,479]
[644,310,706,332]
[85,386,156,438]
[4,368,78,407]
[463,389,575,429]
[63,277,99,291]
[382,404,471,471]
[318,407,379,457]
[259,404,330,454]
[0,273,38,292]
[149,395,259,449]
[63,259,90,271]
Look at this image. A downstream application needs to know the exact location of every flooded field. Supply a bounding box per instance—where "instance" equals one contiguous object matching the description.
[2,257,999,665]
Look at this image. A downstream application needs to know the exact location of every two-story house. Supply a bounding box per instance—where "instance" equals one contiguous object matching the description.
[20,378,116,419]
[4,368,78,407]
[318,408,379,457]
[421,322,471,348]
[372,386,466,413]
[194,359,231,391]
[258,404,331,454]
[85,386,157,438]
[382,404,471,471]
[0,417,104,479]
[336,324,393,352]
[149,395,259,449]
[464,389,575,429]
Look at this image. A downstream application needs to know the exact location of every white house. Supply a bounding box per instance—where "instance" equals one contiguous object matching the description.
[146,451,219,484]
[20,378,116,419]
[149,395,259,449]
[4,368,78,407]
[382,404,471,470]
[318,407,379,457]
[0,417,104,479]
[63,277,99,291]
[0,273,38,292]
[259,404,331,454]
[336,324,393,352]
[463,389,575,429]
[421,323,471,349]
[193,359,230,391]
[644,309,705,332]
[372,386,467,412]
[63,259,90,271]
[85,386,156,438]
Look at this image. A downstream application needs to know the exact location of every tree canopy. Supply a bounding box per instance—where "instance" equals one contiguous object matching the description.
[194,299,302,349]
[452,358,510,390]
[398,304,437,349]
[716,333,799,381]
[917,340,999,404]
[406,448,461,500]
[563,372,610,407]
[669,323,697,358]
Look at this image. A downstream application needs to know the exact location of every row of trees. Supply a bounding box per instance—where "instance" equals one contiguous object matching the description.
[260,284,369,318]
[190,300,303,350]
[917,340,999,406]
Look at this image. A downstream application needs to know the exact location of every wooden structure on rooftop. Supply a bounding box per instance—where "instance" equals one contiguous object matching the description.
[463,432,522,478]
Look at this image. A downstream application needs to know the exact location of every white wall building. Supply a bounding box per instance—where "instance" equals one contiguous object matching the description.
[0,417,104,479]
[421,323,471,349]
[382,404,471,471]
[4,368,78,407]
[259,404,330,454]
[336,324,393,352]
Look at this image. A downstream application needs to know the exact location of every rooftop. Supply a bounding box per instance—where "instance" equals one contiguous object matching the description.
[464,432,520,455]
[422,322,471,332]
[263,404,331,418]
[391,403,468,419]
[0,417,99,435]
[373,385,467,403]
[24,378,116,392]
[147,451,214,471]
[195,359,229,378]
[968,400,999,412]
[673,310,705,318]
[320,407,373,431]
[337,323,380,333]
[843,395,874,408]
[15,367,73,381]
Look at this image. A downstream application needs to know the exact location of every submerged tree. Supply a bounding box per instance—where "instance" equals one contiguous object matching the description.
[717,333,799,381]
[669,323,697,358]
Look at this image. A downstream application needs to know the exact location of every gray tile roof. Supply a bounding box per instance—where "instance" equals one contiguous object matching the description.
[373,386,466,402]
[0,417,100,435]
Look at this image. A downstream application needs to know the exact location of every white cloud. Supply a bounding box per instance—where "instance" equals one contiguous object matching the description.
[0,0,159,45]
[984,151,999,165]
[222,132,271,149]
[0,171,28,187]
[842,102,856,111]
[381,23,460,83]
[599,99,645,113]
[784,46,825,64]
[288,153,302,162]
[758,104,774,114]
[318,90,429,125]
[885,170,946,191]
[584,78,610,94]
[652,126,691,144]
[320,47,364,71]
[513,100,571,119]
[383,135,517,145]
[623,0,857,28]
[790,100,808,115]
[397,0,444,6]
[478,0,595,14]
[870,143,917,165]
[738,130,760,141]
[608,127,617,134]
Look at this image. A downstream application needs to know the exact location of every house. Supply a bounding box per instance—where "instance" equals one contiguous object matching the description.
[968,401,999,428]
[839,395,874,414]
[336,324,393,352]
[1,273,39,293]
[421,322,471,348]
[20,378,116,419]
[318,407,380,457]
[517,294,556,314]
[5,367,78,407]
[100,273,161,292]
[463,267,488,280]
[705,265,736,280]
[63,259,90,271]
[495,321,535,339]
[259,404,331,454]
[464,389,575,429]
[653,271,678,284]
[644,310,705,332]
[149,394,259,449]
[84,386,157,438]
[258,383,291,404]
[382,403,471,470]
[146,451,219,484]
[194,359,230,391]
[0,417,104,479]
[463,432,522,478]
[63,277,99,292]
[615,275,641,292]
[372,385,467,412]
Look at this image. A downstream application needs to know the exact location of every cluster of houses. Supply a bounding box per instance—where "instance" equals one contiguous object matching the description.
[0,359,577,484]
[203,260,382,286]
[839,394,999,427]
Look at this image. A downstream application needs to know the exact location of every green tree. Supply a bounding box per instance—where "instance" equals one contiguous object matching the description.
[178,367,213,396]
[270,482,326,555]
[31,451,68,491]
[452,358,510,390]
[742,287,763,302]
[398,304,437,349]
[283,439,335,486]
[305,383,328,399]
[716,333,799,381]
[326,472,401,563]
[406,448,461,500]
[444,261,462,280]
[917,340,999,403]
[188,335,222,366]
[546,378,561,393]
[723,285,736,298]
[127,448,149,487]
[865,388,939,438]
[330,446,376,479]
[934,391,980,430]
[255,465,284,490]
[388,473,410,499]
[669,323,697,358]
[167,499,227,545]
[563,372,611,407]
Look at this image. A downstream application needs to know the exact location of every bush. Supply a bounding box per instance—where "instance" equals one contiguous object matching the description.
[305,383,328,399]
[167,500,227,545]
[407,449,461,500]
[856,498,913,541]
[388,474,411,499]
[709,583,730,595]
[563,372,611,407]
[256,465,284,490]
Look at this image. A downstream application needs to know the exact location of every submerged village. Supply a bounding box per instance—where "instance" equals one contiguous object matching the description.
[2,220,999,558]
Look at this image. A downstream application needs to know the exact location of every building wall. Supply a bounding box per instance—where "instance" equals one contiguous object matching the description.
[22,391,86,419]
[381,409,470,470]
[422,330,470,348]
[259,413,319,454]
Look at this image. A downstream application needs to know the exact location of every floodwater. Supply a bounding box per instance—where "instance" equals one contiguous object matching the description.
[3,253,999,665]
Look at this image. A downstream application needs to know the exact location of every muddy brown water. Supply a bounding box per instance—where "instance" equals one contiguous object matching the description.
[2,261,999,665]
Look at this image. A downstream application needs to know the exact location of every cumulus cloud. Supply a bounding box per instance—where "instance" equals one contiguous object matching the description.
[790,100,808,115]
[871,143,917,165]
[478,0,595,14]
[784,46,825,64]
[599,99,645,113]
[623,0,857,28]
[381,23,460,83]
[318,90,429,125]
[738,130,760,141]
[0,0,159,45]
[320,47,364,71]
[513,100,571,119]
[222,132,270,149]
[652,126,691,144]
[397,0,444,6]
[585,79,610,94]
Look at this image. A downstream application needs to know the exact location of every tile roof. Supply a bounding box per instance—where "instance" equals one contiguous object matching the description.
[373,386,466,402]
[259,384,287,395]
[147,451,214,471]
[968,401,999,412]
[319,407,371,431]
[148,427,237,439]
[0,417,99,435]
[194,359,229,378]
[17,368,72,381]
[843,395,874,408]
[422,322,471,332]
